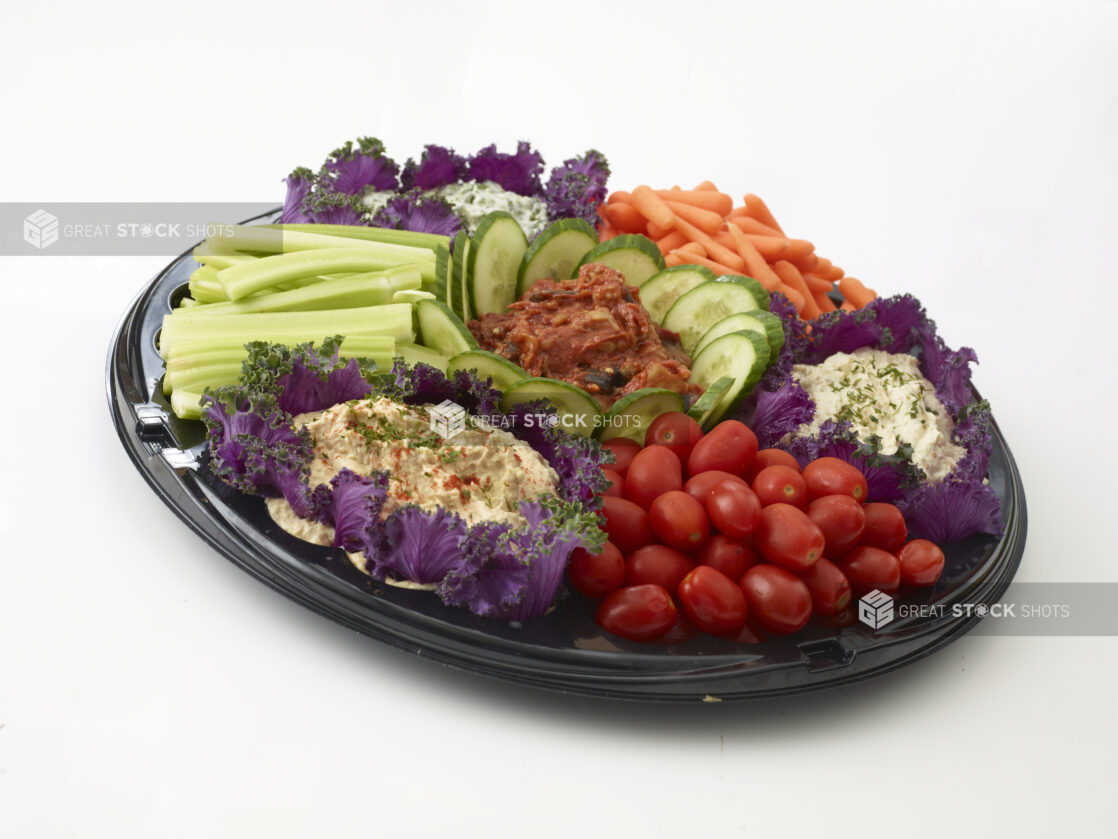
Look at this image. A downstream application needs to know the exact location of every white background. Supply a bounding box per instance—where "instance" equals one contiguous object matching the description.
[2,0,1116,836]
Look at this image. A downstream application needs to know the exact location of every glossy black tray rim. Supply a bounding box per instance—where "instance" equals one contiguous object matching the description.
[106,218,1028,702]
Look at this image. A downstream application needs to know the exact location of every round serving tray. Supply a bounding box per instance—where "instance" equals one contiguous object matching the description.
[107,218,1027,701]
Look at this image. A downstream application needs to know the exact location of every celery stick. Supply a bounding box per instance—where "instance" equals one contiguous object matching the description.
[217,247,433,301]
[192,247,258,270]
[207,224,439,263]
[393,289,436,304]
[394,342,450,371]
[171,390,205,421]
[189,266,228,303]
[165,363,243,394]
[158,304,415,355]
[262,222,449,252]
[165,335,396,365]
[183,267,421,316]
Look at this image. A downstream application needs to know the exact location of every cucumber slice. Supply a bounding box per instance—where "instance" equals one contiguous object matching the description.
[432,244,451,306]
[598,388,685,444]
[469,212,528,317]
[638,265,717,324]
[499,378,603,438]
[687,376,734,427]
[517,218,598,295]
[694,310,784,363]
[450,231,469,319]
[414,299,477,357]
[689,330,771,427]
[446,349,530,391]
[395,342,450,371]
[662,280,767,355]
[577,234,666,288]
[715,274,770,311]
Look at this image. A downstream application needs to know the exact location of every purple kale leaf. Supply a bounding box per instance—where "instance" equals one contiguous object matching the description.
[371,189,462,238]
[280,167,314,224]
[400,144,468,191]
[543,149,611,227]
[320,137,399,195]
[467,141,545,197]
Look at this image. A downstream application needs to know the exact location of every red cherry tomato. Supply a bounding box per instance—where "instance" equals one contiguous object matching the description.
[704,479,763,539]
[898,539,945,585]
[649,490,710,552]
[751,465,808,509]
[677,566,749,635]
[739,564,813,634]
[647,612,701,645]
[837,546,901,595]
[860,502,908,553]
[600,495,655,557]
[597,584,679,641]
[683,469,747,504]
[624,445,682,510]
[602,438,640,477]
[625,544,696,590]
[687,420,758,477]
[567,541,625,598]
[744,448,802,482]
[600,468,625,499]
[803,457,869,503]
[755,503,826,571]
[806,495,866,557]
[796,558,853,616]
[646,411,703,463]
[696,534,758,581]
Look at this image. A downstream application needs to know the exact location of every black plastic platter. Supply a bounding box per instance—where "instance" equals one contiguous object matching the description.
[107,219,1028,702]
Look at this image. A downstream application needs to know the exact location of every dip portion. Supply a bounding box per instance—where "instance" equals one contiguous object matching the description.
[266,396,560,546]
[791,348,966,481]
[468,263,702,411]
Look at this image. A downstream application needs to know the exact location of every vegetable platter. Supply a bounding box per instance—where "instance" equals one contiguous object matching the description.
[108,140,1027,701]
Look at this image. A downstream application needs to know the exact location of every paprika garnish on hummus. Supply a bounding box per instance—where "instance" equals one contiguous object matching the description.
[468,263,702,410]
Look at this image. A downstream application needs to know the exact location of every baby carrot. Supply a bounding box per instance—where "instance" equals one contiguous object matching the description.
[664,199,724,235]
[725,223,784,290]
[654,230,688,255]
[781,239,815,260]
[813,290,838,313]
[677,241,708,257]
[772,260,815,311]
[631,185,675,230]
[838,277,876,308]
[729,215,783,238]
[694,180,719,192]
[673,215,747,272]
[776,282,806,313]
[646,220,674,239]
[664,252,683,267]
[598,222,620,242]
[802,272,835,294]
[671,250,744,277]
[652,189,733,217]
[600,202,648,234]
[743,194,785,234]
[744,234,791,261]
[789,251,819,274]
[607,190,632,205]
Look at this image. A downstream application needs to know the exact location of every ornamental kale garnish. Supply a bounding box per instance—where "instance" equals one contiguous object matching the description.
[737,293,1003,541]
[202,342,607,621]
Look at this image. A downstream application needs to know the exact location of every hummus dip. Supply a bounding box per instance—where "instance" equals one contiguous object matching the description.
[791,348,966,481]
[266,396,560,550]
